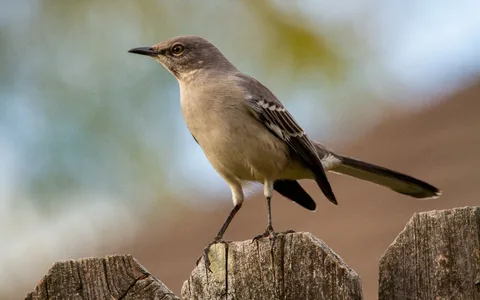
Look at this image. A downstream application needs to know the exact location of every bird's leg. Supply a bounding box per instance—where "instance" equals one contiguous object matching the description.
[197,203,242,272]
[253,181,296,246]
[253,195,276,238]
[197,180,244,272]
[253,181,278,244]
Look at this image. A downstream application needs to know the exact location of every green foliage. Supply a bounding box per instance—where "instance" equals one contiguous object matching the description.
[0,0,353,208]
[246,1,346,80]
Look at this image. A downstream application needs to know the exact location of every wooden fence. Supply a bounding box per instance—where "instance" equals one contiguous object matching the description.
[26,206,480,299]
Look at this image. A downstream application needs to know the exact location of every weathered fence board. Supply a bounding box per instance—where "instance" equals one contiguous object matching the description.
[25,207,480,299]
[379,206,480,300]
[182,232,363,300]
[25,255,178,300]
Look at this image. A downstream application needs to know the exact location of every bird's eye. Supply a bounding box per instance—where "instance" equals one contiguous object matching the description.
[171,44,185,56]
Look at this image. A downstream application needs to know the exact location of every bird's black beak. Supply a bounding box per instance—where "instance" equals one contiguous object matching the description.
[128,46,158,56]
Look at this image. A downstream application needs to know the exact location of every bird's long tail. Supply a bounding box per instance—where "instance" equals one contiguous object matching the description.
[328,154,441,199]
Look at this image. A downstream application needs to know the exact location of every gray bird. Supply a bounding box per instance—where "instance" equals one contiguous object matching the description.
[128,36,441,270]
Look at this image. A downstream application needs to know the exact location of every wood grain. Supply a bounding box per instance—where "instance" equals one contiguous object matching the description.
[25,254,178,300]
[182,232,363,300]
[379,206,480,300]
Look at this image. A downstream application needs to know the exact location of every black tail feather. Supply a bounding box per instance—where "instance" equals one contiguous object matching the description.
[333,155,441,199]
[313,168,338,205]
[274,180,317,211]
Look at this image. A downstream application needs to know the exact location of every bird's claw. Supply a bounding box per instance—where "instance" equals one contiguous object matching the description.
[252,225,278,247]
[252,227,296,247]
[253,225,275,241]
[196,236,227,272]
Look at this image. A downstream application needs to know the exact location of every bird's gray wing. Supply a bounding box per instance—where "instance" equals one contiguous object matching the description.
[237,74,337,205]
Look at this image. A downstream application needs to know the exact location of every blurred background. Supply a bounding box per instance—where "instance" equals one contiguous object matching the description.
[1,0,479,298]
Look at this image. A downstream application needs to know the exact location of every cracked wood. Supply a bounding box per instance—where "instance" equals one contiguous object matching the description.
[25,254,178,300]
[181,232,363,300]
[24,208,480,299]
[379,206,480,300]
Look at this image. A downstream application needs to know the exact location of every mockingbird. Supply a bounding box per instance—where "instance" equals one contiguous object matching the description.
[128,36,441,270]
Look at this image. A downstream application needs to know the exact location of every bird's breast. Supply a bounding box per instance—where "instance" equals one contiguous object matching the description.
[179,86,290,181]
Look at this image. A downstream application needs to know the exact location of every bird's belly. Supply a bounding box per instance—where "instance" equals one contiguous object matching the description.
[190,117,290,182]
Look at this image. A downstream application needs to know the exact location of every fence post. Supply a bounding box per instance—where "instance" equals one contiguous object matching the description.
[379,206,480,300]
[25,232,363,299]
[182,232,363,300]
[25,255,179,300]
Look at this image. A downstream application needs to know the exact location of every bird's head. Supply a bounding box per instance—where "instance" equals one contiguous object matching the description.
[128,35,235,80]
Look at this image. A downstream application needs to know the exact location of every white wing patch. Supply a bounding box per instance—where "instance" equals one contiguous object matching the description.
[266,122,304,140]
[248,96,305,140]
[256,99,286,112]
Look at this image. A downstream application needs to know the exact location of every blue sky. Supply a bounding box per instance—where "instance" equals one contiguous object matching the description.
[1,1,480,295]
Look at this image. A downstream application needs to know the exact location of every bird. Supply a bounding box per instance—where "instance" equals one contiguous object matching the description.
[128,35,441,271]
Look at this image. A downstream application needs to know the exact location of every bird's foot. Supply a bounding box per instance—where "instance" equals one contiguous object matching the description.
[252,225,278,246]
[196,236,227,272]
[252,227,296,247]
[253,224,275,241]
